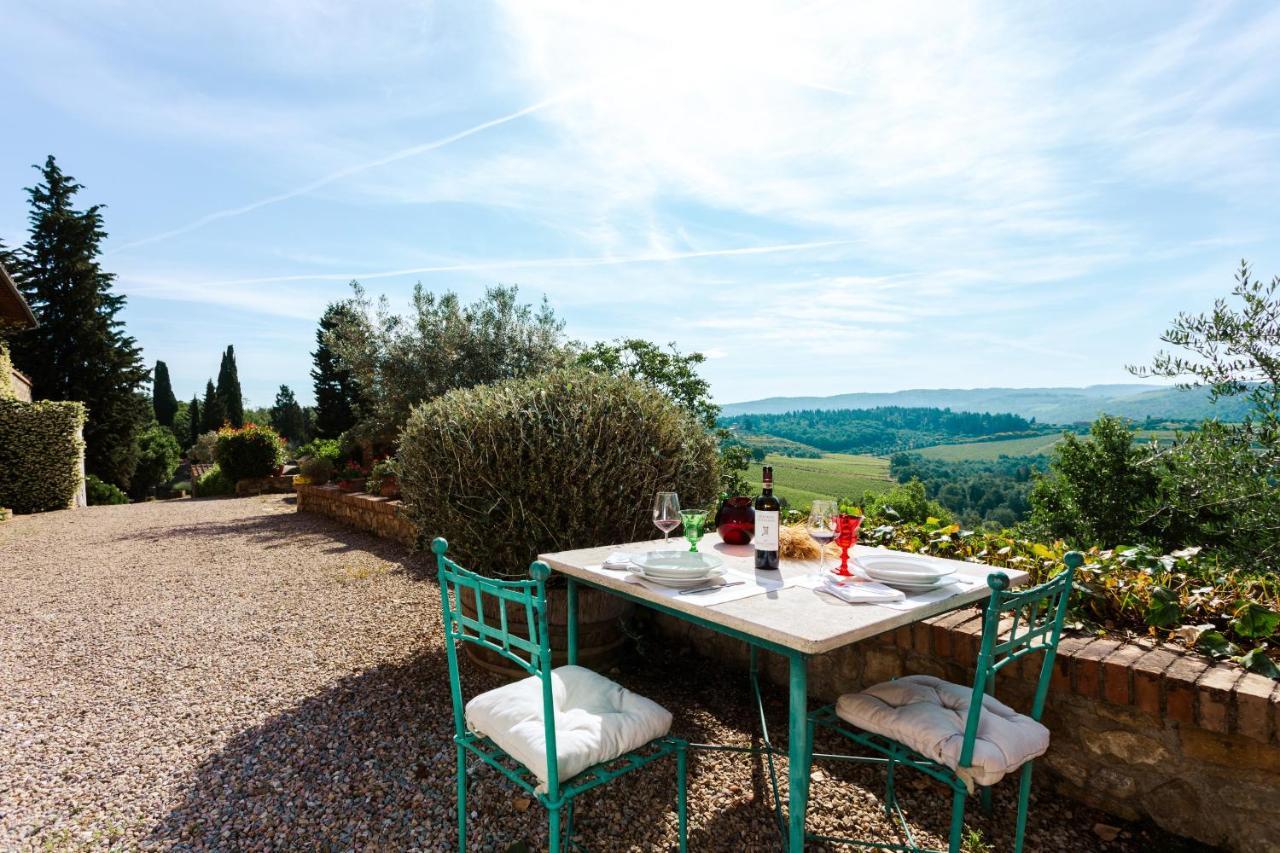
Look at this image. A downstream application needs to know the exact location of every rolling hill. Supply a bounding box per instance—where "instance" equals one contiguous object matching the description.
[720,384,1250,425]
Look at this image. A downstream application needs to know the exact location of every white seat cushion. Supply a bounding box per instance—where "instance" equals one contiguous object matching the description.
[465,665,672,791]
[836,674,1050,788]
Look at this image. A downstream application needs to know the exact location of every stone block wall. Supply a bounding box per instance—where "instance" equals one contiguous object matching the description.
[296,484,416,547]
[655,610,1280,852]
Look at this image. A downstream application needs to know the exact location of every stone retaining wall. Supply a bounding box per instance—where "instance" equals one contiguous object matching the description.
[656,610,1280,852]
[295,484,416,547]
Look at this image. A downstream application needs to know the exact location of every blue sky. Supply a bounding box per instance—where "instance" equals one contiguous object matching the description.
[1,2,1277,408]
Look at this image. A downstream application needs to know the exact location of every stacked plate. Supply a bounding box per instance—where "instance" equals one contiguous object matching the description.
[630,551,725,588]
[856,552,957,593]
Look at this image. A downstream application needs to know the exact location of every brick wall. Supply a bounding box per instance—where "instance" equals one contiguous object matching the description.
[656,610,1280,852]
[296,484,416,547]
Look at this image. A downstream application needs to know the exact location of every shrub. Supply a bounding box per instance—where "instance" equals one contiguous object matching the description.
[859,517,1279,678]
[129,424,181,499]
[214,422,284,482]
[296,437,342,465]
[298,455,335,483]
[193,464,235,497]
[0,398,86,513]
[858,479,951,526]
[399,368,719,579]
[86,473,128,505]
[188,430,219,463]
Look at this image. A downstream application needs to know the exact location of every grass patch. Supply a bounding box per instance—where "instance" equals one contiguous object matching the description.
[915,428,1184,461]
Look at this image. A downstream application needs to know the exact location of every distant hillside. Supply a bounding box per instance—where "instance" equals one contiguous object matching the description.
[720,406,1044,456]
[721,385,1250,425]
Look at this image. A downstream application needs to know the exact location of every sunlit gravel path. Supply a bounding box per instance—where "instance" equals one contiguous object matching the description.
[0,496,1195,851]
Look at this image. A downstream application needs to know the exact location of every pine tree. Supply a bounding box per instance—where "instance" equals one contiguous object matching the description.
[311,303,361,438]
[200,379,224,432]
[216,345,244,428]
[270,384,307,443]
[152,360,178,427]
[8,156,150,487]
[188,395,201,446]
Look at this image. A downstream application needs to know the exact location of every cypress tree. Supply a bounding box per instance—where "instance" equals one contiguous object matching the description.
[187,395,201,447]
[216,345,244,428]
[311,303,361,438]
[200,379,224,432]
[153,360,178,427]
[270,384,307,443]
[8,156,150,487]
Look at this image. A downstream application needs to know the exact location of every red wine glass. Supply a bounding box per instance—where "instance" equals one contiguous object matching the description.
[832,514,863,577]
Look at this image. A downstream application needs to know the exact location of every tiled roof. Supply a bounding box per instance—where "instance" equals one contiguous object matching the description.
[0,262,37,329]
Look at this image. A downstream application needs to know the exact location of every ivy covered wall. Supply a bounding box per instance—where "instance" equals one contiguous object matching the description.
[0,398,86,513]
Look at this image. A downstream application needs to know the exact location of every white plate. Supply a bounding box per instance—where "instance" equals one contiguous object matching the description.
[857,553,956,582]
[632,550,724,577]
[879,577,959,593]
[637,566,727,588]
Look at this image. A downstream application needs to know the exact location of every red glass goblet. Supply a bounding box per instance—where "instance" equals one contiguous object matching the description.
[832,514,863,577]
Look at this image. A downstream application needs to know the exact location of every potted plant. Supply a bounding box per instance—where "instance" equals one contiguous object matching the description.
[335,461,368,492]
[366,457,401,499]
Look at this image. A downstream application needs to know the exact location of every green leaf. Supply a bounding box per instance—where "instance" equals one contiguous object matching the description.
[1195,630,1239,658]
[1236,648,1280,679]
[1230,602,1280,639]
[1145,586,1182,629]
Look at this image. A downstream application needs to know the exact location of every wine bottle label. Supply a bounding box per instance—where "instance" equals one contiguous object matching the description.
[754,511,779,550]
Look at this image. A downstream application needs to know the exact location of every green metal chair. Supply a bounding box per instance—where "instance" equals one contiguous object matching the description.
[434,538,688,852]
[804,552,1082,852]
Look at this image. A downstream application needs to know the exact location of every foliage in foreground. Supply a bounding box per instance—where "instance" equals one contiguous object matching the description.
[859,517,1280,677]
[214,422,284,482]
[399,368,719,579]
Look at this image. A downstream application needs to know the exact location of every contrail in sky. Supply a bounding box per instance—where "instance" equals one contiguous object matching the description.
[136,239,862,289]
[106,88,585,255]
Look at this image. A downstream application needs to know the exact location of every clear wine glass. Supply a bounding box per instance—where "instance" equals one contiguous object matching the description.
[808,500,837,576]
[653,491,681,546]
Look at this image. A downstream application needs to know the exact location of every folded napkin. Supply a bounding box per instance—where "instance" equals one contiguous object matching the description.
[820,576,906,604]
[601,552,636,571]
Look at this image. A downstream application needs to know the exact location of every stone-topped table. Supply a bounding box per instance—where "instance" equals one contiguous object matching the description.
[540,532,1030,852]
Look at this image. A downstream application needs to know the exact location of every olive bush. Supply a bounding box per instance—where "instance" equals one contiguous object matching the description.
[0,398,86,513]
[399,368,719,578]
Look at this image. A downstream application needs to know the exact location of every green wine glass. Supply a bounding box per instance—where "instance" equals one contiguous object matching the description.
[680,510,708,552]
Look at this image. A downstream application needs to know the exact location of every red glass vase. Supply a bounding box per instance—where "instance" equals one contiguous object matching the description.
[832,514,863,576]
[715,495,755,545]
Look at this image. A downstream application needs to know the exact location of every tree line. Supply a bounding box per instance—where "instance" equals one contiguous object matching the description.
[720,406,1039,455]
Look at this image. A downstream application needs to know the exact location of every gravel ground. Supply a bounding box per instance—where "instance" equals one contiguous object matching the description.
[0,496,1200,852]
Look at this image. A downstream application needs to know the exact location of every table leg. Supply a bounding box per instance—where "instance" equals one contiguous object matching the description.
[565,578,578,666]
[787,652,809,852]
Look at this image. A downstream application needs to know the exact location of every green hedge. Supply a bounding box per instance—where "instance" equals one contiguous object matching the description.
[193,463,235,497]
[86,473,128,505]
[399,368,720,579]
[214,423,284,481]
[0,339,13,401]
[0,398,86,513]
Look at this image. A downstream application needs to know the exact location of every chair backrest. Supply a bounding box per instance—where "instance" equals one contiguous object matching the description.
[957,551,1082,771]
[433,537,563,797]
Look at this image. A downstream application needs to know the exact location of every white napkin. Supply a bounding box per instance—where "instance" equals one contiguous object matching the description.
[601,552,636,570]
[820,576,906,604]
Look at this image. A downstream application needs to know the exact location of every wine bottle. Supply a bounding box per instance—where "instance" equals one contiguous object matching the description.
[754,466,780,570]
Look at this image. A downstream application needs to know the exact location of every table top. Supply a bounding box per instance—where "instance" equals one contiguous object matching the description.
[539,534,1030,655]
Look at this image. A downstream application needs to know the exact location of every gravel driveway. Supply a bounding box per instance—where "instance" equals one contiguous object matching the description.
[1,496,1196,852]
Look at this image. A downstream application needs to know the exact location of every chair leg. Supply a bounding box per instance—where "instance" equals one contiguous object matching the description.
[979,783,993,816]
[1014,761,1035,853]
[677,742,688,852]
[947,787,967,853]
[884,747,897,814]
[455,744,467,852]
[549,802,562,853]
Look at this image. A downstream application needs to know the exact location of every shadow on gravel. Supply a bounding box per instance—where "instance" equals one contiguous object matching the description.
[113,509,434,579]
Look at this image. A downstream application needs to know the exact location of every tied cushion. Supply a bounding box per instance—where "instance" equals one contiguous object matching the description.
[836,674,1050,788]
[465,665,672,791]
